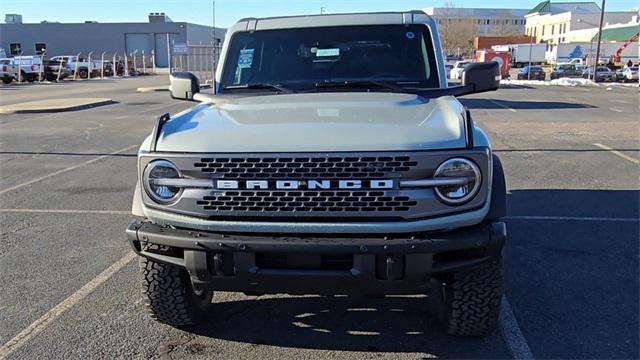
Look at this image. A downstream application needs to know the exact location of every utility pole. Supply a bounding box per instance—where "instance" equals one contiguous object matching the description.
[593,0,605,81]
[320,7,327,14]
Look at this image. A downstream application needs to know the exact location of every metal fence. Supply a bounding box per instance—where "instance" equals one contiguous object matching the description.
[3,45,222,85]
[172,45,221,85]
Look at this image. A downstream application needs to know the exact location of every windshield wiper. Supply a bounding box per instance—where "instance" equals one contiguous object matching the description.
[222,83,294,93]
[315,80,404,92]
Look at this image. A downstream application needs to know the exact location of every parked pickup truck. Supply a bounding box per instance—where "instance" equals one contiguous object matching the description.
[127,11,507,337]
[0,56,42,83]
[50,55,104,78]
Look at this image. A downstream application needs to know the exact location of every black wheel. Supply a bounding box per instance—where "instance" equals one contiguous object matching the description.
[440,258,503,336]
[1,77,12,84]
[139,255,213,326]
[78,68,88,79]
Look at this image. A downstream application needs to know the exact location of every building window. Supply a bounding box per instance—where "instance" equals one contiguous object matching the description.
[551,25,554,35]
[9,43,22,55]
[35,43,46,55]
[542,25,545,36]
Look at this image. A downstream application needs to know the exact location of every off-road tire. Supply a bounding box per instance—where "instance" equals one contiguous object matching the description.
[1,77,12,84]
[442,258,503,336]
[139,256,213,326]
[78,68,88,79]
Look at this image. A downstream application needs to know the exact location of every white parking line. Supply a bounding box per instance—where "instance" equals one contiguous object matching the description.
[140,101,192,115]
[0,144,137,196]
[488,99,517,113]
[0,209,129,215]
[593,143,639,164]
[0,251,136,360]
[505,215,638,222]
[500,295,534,360]
[608,107,623,113]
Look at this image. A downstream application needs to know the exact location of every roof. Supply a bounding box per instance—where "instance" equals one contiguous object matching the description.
[232,11,437,32]
[527,1,600,15]
[591,23,640,42]
[424,7,529,18]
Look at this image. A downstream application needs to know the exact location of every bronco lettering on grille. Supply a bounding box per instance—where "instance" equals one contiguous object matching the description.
[215,179,394,190]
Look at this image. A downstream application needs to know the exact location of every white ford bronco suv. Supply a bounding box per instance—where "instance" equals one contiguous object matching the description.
[127,11,507,336]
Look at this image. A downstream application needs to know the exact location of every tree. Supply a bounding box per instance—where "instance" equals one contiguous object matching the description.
[438,2,478,55]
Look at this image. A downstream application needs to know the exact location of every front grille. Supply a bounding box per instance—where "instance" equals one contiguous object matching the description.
[196,190,418,213]
[194,156,418,179]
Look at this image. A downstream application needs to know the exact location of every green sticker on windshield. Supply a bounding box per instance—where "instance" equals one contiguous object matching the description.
[316,48,340,57]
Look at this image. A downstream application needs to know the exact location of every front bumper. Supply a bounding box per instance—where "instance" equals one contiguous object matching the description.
[127,220,506,295]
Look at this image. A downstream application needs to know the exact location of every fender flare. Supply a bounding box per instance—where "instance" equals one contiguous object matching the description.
[487,154,507,220]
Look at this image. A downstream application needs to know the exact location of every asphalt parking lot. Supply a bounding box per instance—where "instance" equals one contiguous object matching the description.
[0,77,638,359]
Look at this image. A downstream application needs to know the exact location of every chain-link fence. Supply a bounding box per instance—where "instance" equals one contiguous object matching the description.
[172,45,221,85]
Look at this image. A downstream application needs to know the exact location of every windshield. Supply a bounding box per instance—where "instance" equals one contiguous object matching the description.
[220,24,439,91]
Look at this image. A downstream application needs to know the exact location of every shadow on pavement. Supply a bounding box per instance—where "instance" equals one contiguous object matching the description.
[461,98,596,110]
[504,189,638,359]
[182,294,506,358]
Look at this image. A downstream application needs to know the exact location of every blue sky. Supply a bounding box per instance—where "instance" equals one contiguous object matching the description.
[4,0,637,27]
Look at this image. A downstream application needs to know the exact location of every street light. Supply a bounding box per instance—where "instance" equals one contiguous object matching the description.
[577,18,602,80]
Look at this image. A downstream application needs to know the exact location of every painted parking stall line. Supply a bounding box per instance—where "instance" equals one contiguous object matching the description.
[0,209,130,215]
[505,215,639,222]
[0,144,138,196]
[593,143,639,165]
[0,252,137,360]
[488,99,517,113]
[500,295,535,360]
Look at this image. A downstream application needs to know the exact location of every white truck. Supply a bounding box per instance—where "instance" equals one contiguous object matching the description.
[0,56,41,83]
[492,43,546,68]
[549,42,639,65]
[50,55,104,78]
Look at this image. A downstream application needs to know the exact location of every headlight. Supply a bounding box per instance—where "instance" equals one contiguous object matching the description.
[143,160,182,204]
[433,158,481,205]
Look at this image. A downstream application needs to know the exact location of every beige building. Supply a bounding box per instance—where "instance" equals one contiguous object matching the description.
[524,1,637,48]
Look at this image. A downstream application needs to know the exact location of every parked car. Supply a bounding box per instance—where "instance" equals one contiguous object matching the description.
[582,66,615,82]
[449,60,471,80]
[444,64,453,78]
[50,55,104,78]
[620,66,638,82]
[40,59,72,81]
[516,66,546,80]
[550,63,583,79]
[445,54,463,61]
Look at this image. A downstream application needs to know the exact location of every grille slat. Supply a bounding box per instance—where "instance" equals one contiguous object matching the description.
[195,156,416,179]
[197,190,418,213]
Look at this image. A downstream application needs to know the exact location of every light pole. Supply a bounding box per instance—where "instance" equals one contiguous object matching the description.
[577,18,600,78]
[593,0,606,82]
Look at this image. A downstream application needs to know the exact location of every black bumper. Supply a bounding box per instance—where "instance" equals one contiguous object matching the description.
[126,221,506,295]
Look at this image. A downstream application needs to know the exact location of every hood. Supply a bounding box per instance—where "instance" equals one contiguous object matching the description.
[155,92,467,153]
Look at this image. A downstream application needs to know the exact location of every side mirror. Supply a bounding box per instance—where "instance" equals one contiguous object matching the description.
[169,72,199,101]
[461,62,500,94]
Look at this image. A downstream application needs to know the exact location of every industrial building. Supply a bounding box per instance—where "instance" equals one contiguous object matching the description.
[423,7,530,35]
[0,13,225,67]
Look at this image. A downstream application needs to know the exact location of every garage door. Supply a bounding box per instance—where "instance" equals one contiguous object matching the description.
[125,33,151,54]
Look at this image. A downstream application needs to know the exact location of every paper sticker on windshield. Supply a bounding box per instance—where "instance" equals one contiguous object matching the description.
[238,48,254,68]
[316,48,340,57]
